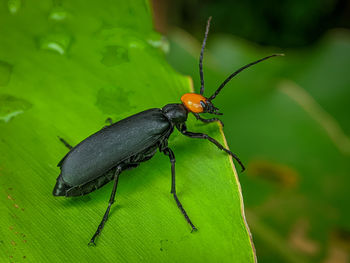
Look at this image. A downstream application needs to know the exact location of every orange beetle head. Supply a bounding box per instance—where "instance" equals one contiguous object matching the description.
[181,93,222,115]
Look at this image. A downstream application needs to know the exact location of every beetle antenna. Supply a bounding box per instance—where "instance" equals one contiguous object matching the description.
[199,16,212,95]
[208,54,284,101]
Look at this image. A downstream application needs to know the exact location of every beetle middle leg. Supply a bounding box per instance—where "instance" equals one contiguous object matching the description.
[88,165,122,246]
[178,124,245,172]
[163,147,197,232]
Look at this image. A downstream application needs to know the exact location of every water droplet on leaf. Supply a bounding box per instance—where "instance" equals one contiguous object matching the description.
[49,6,68,21]
[0,94,31,123]
[38,31,71,55]
[147,34,169,53]
[7,0,21,14]
[95,86,134,115]
[101,45,129,66]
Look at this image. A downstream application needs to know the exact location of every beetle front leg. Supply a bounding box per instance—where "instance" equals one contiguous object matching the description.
[163,147,197,232]
[179,124,245,172]
[88,165,122,246]
[193,113,224,127]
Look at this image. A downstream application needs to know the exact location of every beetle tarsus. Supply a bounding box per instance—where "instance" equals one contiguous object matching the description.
[173,193,197,231]
[88,240,96,246]
[88,166,121,245]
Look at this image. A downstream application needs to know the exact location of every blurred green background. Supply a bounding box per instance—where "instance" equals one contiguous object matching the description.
[152,0,350,262]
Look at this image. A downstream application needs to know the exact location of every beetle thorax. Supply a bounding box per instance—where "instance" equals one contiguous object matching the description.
[162,104,188,125]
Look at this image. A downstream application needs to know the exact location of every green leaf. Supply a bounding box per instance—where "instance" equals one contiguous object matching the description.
[0,1,255,262]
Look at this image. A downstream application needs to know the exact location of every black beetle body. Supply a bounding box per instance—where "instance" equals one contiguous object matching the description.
[54,105,187,197]
[53,17,282,246]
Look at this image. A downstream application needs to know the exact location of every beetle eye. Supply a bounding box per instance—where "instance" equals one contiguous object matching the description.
[200,100,206,109]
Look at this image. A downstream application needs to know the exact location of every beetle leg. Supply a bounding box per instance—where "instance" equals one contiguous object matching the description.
[179,124,245,172]
[163,147,197,232]
[193,113,224,127]
[88,165,122,246]
[58,136,73,150]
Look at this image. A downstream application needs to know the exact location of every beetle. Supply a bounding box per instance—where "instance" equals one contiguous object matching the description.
[53,17,283,246]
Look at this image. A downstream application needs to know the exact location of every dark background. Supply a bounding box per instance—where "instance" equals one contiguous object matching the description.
[153,0,350,47]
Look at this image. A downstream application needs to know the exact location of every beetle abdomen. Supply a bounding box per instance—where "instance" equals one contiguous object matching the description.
[57,109,171,189]
[53,144,159,196]
[68,168,116,196]
[53,168,115,197]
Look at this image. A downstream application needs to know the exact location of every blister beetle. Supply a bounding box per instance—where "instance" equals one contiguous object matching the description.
[53,17,283,246]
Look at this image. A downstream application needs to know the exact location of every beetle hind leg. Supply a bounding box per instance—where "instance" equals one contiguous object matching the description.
[88,165,122,246]
[163,147,197,232]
